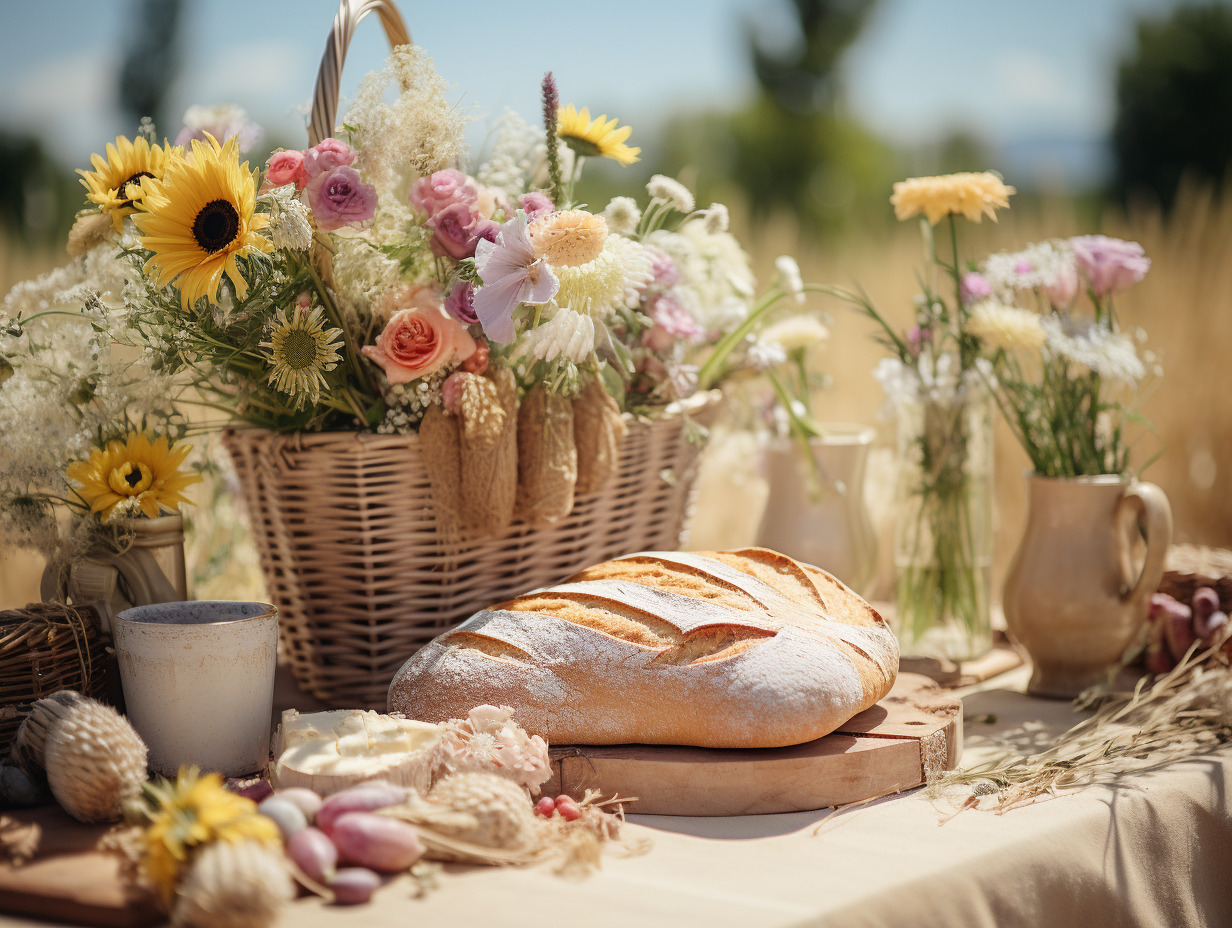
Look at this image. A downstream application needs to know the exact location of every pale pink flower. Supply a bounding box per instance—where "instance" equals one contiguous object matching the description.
[1070,235,1151,297]
[409,169,478,216]
[472,212,559,343]
[302,138,356,179]
[264,150,307,190]
[361,304,476,383]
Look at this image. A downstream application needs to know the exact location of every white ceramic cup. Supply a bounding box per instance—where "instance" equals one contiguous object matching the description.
[114,601,279,778]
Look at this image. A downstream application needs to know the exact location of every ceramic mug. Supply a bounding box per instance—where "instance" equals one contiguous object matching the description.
[114,601,279,777]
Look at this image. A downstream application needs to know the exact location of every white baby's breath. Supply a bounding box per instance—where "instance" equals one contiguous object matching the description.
[1042,317,1145,383]
[266,187,313,252]
[774,255,806,305]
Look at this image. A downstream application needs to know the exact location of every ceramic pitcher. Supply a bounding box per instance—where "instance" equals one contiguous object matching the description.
[755,425,878,597]
[1004,474,1172,699]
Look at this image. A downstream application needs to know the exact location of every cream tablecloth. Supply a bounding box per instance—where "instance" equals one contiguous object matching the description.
[2,664,1227,928]
[274,664,1231,928]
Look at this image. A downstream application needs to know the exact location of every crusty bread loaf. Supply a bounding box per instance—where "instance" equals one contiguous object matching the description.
[387,548,898,748]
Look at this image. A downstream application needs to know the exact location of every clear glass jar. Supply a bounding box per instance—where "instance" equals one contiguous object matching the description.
[893,385,994,661]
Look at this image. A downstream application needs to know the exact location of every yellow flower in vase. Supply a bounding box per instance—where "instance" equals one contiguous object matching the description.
[140,767,281,903]
[78,135,181,231]
[66,433,201,522]
[557,104,641,165]
[132,134,272,311]
[890,172,1016,225]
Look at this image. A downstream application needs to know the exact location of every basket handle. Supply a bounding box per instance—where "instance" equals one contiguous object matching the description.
[309,0,411,147]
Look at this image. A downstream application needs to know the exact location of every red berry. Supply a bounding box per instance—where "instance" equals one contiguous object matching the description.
[555,794,573,805]
[535,797,556,817]
[557,800,581,822]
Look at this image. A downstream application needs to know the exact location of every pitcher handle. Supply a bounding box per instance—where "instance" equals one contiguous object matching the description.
[1117,481,1173,604]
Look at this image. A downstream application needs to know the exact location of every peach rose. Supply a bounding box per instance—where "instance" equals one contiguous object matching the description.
[362,304,477,384]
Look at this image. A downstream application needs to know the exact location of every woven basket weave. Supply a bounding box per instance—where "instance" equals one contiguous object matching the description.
[223,394,719,707]
[0,603,110,756]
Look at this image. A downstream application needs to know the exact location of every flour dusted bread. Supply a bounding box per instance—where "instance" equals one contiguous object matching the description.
[387,548,899,748]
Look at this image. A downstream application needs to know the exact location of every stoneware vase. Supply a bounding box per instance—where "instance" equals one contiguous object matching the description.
[1003,474,1173,699]
[755,425,878,597]
[41,514,188,634]
[114,601,279,777]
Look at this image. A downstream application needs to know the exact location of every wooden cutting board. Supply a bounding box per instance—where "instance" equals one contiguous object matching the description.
[0,805,162,928]
[542,673,962,816]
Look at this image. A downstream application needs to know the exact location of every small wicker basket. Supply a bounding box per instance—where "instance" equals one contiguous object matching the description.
[1157,544,1232,610]
[224,394,719,707]
[0,603,111,755]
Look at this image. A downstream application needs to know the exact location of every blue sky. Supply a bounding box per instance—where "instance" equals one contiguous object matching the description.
[0,0,1182,185]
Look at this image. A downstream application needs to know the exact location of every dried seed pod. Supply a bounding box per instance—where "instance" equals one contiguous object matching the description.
[515,384,576,527]
[42,696,148,823]
[455,371,517,535]
[418,402,463,538]
[10,690,86,774]
[171,839,293,928]
[572,377,625,496]
[423,772,539,860]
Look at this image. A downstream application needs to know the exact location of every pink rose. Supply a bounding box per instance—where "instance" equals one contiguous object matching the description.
[445,280,479,324]
[302,138,356,179]
[960,272,991,304]
[264,150,307,190]
[306,166,377,232]
[362,304,477,384]
[410,169,478,216]
[427,203,493,260]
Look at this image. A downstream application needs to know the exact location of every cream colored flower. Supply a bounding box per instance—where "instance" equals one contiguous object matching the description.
[967,300,1046,352]
[704,202,729,233]
[529,209,608,267]
[647,174,695,213]
[513,307,596,364]
[760,315,830,354]
[602,196,641,235]
[890,172,1015,225]
[551,234,651,319]
[774,255,806,304]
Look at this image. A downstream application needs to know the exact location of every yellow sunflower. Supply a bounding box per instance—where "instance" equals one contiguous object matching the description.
[557,104,640,166]
[890,172,1016,225]
[77,135,180,231]
[65,432,201,522]
[132,134,272,311]
[140,767,280,903]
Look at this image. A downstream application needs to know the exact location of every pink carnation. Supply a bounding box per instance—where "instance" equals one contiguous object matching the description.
[410,169,479,216]
[960,272,991,304]
[519,191,555,221]
[642,293,701,352]
[264,150,307,190]
[1070,235,1151,298]
[306,166,377,232]
[302,138,356,179]
[644,245,679,288]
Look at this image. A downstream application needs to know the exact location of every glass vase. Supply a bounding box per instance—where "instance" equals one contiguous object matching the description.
[893,386,994,661]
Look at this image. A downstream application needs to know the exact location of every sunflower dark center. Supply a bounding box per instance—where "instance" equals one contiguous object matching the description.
[192,199,240,253]
[281,330,318,370]
[124,465,146,488]
[117,171,154,207]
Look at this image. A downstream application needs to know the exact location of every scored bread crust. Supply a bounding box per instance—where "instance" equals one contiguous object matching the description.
[387,548,899,748]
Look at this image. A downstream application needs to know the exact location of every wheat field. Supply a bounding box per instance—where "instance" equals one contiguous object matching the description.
[1,186,1229,609]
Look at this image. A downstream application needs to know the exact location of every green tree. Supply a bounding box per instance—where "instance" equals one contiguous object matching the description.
[661,0,889,234]
[1112,3,1232,208]
[119,0,185,134]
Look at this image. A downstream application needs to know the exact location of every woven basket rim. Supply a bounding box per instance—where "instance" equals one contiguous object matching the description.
[221,389,723,446]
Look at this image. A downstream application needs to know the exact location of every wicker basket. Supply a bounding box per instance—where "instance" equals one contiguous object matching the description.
[223,394,719,706]
[0,603,111,755]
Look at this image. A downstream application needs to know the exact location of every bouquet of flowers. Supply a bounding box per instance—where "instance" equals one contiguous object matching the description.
[830,172,1016,659]
[0,269,199,570]
[964,234,1156,476]
[25,48,803,537]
